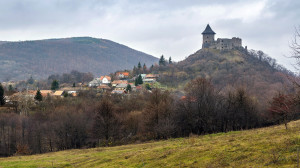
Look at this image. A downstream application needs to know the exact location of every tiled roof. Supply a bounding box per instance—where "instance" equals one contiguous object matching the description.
[100,76,111,81]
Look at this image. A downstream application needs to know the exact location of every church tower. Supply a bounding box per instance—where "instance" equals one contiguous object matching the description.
[202,24,216,48]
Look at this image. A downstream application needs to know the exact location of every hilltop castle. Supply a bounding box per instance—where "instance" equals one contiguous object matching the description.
[202,24,242,50]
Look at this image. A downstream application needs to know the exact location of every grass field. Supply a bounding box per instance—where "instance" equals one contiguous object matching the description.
[0,120,299,168]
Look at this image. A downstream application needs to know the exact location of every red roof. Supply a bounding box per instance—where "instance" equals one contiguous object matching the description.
[111,80,128,84]
[116,72,130,76]
[100,76,111,81]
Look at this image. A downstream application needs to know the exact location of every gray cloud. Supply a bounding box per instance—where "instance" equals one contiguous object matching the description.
[0,0,299,71]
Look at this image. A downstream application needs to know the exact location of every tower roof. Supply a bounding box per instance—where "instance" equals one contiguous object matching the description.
[202,24,216,35]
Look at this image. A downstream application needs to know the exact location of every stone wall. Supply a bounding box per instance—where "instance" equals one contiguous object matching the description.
[203,37,242,50]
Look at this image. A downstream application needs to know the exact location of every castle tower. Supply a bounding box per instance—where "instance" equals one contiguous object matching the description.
[202,24,216,48]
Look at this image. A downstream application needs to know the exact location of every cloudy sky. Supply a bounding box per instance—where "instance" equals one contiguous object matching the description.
[0,0,299,71]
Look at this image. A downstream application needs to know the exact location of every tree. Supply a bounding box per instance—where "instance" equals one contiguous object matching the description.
[34,90,43,101]
[150,65,154,72]
[0,84,5,106]
[8,85,13,92]
[132,66,138,76]
[181,78,221,134]
[143,63,147,73]
[126,84,132,92]
[145,83,151,90]
[143,89,175,139]
[291,26,300,66]
[72,82,76,87]
[159,55,166,66]
[268,93,294,129]
[138,75,143,85]
[27,76,34,84]
[93,98,119,146]
[137,62,142,69]
[169,57,172,64]
[51,80,59,90]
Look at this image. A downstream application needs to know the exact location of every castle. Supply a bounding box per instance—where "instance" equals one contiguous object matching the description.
[202,24,242,50]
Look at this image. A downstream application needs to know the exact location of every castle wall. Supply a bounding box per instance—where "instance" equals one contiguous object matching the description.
[203,37,242,50]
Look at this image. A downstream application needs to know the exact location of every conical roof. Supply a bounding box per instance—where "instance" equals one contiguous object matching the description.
[202,24,216,35]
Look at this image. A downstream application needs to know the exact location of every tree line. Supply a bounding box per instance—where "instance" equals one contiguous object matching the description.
[0,77,299,156]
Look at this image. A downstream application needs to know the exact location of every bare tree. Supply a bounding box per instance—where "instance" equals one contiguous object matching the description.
[291,26,300,66]
[268,93,294,129]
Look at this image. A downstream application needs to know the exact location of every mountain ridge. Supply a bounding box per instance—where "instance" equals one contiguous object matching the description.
[0,37,158,82]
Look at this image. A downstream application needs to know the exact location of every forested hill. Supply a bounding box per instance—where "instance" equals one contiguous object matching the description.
[0,37,158,81]
[158,48,294,103]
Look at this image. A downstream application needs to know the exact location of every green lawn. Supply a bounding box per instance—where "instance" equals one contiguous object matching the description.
[0,120,299,168]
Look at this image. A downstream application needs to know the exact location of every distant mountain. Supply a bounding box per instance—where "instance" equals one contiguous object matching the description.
[158,48,294,103]
[0,37,158,81]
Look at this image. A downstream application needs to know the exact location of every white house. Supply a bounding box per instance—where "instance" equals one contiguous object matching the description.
[100,76,111,84]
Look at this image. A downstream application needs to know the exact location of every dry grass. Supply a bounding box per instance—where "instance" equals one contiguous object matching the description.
[0,120,299,168]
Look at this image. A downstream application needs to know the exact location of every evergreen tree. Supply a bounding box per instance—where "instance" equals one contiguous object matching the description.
[51,80,59,90]
[63,92,68,97]
[138,62,142,69]
[135,75,144,86]
[143,63,147,73]
[27,76,34,84]
[133,66,137,76]
[126,84,132,92]
[150,65,154,72]
[159,55,166,66]
[34,89,43,101]
[169,56,172,64]
[8,85,13,92]
[0,84,5,106]
[72,82,76,87]
[138,75,143,85]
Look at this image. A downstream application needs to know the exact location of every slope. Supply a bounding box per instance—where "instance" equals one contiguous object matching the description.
[0,37,158,81]
[158,48,293,103]
[0,120,299,167]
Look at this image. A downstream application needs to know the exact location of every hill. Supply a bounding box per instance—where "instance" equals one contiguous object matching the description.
[157,48,294,103]
[0,37,158,82]
[0,120,299,167]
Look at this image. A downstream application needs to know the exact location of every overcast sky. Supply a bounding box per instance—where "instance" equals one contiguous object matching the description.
[0,0,299,71]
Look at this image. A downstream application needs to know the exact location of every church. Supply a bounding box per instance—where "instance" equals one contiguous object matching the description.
[202,24,242,50]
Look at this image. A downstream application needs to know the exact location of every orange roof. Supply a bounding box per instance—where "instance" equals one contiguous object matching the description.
[116,72,130,76]
[53,90,64,96]
[146,74,159,78]
[39,90,53,97]
[111,80,128,84]
[100,76,111,81]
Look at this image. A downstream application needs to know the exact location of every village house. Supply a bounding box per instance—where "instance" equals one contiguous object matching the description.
[53,90,64,97]
[115,71,130,79]
[39,90,54,97]
[88,78,101,87]
[100,75,111,84]
[98,85,111,92]
[145,74,159,79]
[115,83,128,90]
[111,80,128,87]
